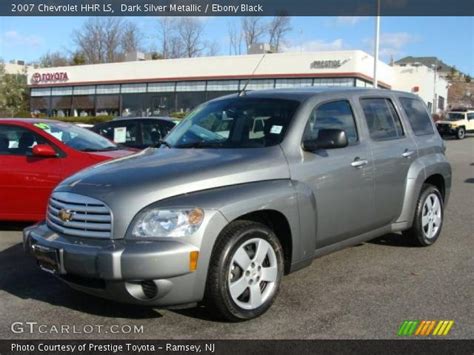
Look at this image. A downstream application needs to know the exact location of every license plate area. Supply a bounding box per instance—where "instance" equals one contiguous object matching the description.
[33,244,61,274]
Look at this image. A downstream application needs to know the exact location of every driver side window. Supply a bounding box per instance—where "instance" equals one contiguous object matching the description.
[304,100,359,144]
[0,125,46,156]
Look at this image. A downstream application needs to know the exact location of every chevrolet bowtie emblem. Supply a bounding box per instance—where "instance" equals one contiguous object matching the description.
[58,209,74,222]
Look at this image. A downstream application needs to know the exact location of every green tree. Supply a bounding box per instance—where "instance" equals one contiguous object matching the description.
[0,62,28,117]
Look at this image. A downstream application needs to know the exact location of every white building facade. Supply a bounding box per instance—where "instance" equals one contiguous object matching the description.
[26,50,447,117]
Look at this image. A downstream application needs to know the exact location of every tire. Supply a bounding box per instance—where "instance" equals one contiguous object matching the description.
[456,127,466,139]
[403,184,444,246]
[205,220,284,321]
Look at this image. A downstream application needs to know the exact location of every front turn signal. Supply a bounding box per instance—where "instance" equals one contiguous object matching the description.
[189,251,199,272]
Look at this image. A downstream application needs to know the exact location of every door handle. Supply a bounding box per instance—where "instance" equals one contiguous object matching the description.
[351,159,368,168]
[402,150,415,158]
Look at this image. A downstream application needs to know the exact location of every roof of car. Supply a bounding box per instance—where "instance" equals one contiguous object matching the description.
[0,118,61,124]
[212,87,419,102]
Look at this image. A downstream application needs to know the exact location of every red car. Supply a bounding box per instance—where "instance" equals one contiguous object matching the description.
[0,119,135,221]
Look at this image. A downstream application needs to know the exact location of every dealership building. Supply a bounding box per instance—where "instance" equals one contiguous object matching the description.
[26,50,448,117]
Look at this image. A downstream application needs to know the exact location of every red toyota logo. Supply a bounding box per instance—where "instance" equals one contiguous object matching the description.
[31,73,41,83]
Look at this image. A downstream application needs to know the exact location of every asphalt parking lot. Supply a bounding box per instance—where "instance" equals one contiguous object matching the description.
[0,137,472,340]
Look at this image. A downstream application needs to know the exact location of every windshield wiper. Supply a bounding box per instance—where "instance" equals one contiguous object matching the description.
[81,147,118,152]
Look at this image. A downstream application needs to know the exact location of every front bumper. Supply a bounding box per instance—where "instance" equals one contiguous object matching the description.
[436,124,457,135]
[23,222,202,307]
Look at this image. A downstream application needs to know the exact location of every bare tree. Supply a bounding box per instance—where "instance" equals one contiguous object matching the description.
[39,51,70,67]
[72,18,141,64]
[178,18,205,58]
[268,16,292,52]
[227,21,243,55]
[122,22,142,55]
[157,17,177,59]
[241,18,266,51]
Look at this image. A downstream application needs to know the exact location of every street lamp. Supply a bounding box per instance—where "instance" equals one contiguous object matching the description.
[373,0,381,88]
[431,63,437,114]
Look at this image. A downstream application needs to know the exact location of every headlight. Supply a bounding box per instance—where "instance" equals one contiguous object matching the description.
[131,208,204,238]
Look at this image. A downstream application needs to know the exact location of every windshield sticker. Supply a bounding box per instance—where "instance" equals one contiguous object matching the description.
[34,123,50,131]
[114,127,127,143]
[270,125,283,134]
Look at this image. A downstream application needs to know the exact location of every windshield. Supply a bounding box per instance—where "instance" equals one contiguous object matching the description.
[165,97,300,148]
[447,113,466,121]
[33,122,118,152]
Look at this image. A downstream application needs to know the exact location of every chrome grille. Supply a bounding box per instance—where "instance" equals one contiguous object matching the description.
[47,192,112,238]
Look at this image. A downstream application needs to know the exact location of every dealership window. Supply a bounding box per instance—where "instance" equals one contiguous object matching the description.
[148,82,176,92]
[313,78,353,87]
[275,79,313,88]
[121,83,147,93]
[206,80,240,91]
[51,87,73,96]
[96,95,120,116]
[50,96,72,117]
[244,79,275,90]
[30,97,50,115]
[72,95,95,117]
[176,81,206,92]
[206,91,237,100]
[96,85,120,94]
[31,87,51,97]
[438,96,445,111]
[149,94,175,115]
[73,86,96,95]
[176,92,206,112]
[122,93,153,117]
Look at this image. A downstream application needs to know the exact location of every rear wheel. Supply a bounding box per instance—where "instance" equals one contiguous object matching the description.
[205,220,284,321]
[456,127,466,139]
[403,184,444,246]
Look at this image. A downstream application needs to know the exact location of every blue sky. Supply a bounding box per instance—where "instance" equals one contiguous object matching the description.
[0,16,473,75]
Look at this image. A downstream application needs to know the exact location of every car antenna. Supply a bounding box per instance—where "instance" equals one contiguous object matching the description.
[239,53,266,96]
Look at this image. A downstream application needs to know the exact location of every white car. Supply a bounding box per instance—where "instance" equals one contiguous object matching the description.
[436,110,474,139]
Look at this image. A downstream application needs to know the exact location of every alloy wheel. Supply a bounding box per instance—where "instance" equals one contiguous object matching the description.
[421,193,442,239]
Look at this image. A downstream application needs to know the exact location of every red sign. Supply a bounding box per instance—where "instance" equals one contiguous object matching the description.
[31,72,69,84]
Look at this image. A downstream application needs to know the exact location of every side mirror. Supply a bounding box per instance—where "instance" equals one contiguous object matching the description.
[32,144,57,158]
[303,128,348,151]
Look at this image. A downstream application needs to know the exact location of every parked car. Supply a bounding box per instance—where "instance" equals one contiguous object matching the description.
[436,109,474,139]
[24,88,451,321]
[0,119,135,221]
[91,117,177,149]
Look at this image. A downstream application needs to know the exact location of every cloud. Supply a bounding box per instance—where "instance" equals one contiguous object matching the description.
[363,32,420,59]
[0,30,43,48]
[283,39,346,52]
[333,17,366,26]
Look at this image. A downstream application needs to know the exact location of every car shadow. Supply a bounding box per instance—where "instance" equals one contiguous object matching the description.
[465,178,474,184]
[0,243,163,319]
[367,233,416,248]
[0,222,35,231]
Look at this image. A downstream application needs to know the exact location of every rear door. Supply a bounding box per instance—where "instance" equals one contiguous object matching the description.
[0,124,64,220]
[357,96,417,226]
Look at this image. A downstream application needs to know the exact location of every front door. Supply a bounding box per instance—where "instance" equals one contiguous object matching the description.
[290,99,375,248]
[0,125,64,220]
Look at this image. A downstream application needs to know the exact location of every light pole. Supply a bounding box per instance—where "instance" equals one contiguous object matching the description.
[431,63,437,113]
[373,0,381,88]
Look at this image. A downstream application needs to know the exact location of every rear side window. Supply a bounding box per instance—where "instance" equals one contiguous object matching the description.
[304,100,359,145]
[0,125,47,156]
[360,98,404,140]
[399,97,434,135]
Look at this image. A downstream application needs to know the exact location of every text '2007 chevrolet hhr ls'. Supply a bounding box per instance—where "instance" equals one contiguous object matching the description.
[24,88,451,321]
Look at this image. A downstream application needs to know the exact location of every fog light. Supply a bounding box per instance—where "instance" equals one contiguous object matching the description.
[189,251,199,272]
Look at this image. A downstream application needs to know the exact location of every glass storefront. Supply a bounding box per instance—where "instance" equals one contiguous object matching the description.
[30,77,375,117]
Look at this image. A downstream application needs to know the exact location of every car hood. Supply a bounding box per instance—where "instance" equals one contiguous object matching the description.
[86,148,137,160]
[56,146,290,238]
[436,120,459,125]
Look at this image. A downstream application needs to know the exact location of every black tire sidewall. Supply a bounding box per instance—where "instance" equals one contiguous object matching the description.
[413,186,444,246]
[212,222,284,321]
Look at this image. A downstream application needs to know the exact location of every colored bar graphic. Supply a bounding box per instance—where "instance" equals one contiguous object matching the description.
[398,320,454,336]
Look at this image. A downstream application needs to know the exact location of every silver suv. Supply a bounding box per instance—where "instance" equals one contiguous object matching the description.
[24,88,451,321]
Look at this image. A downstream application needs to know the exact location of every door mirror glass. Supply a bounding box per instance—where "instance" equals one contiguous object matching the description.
[303,128,348,151]
[32,144,57,157]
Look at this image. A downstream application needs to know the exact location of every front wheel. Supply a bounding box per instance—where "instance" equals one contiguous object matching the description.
[205,220,284,321]
[456,127,466,139]
[403,184,444,246]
